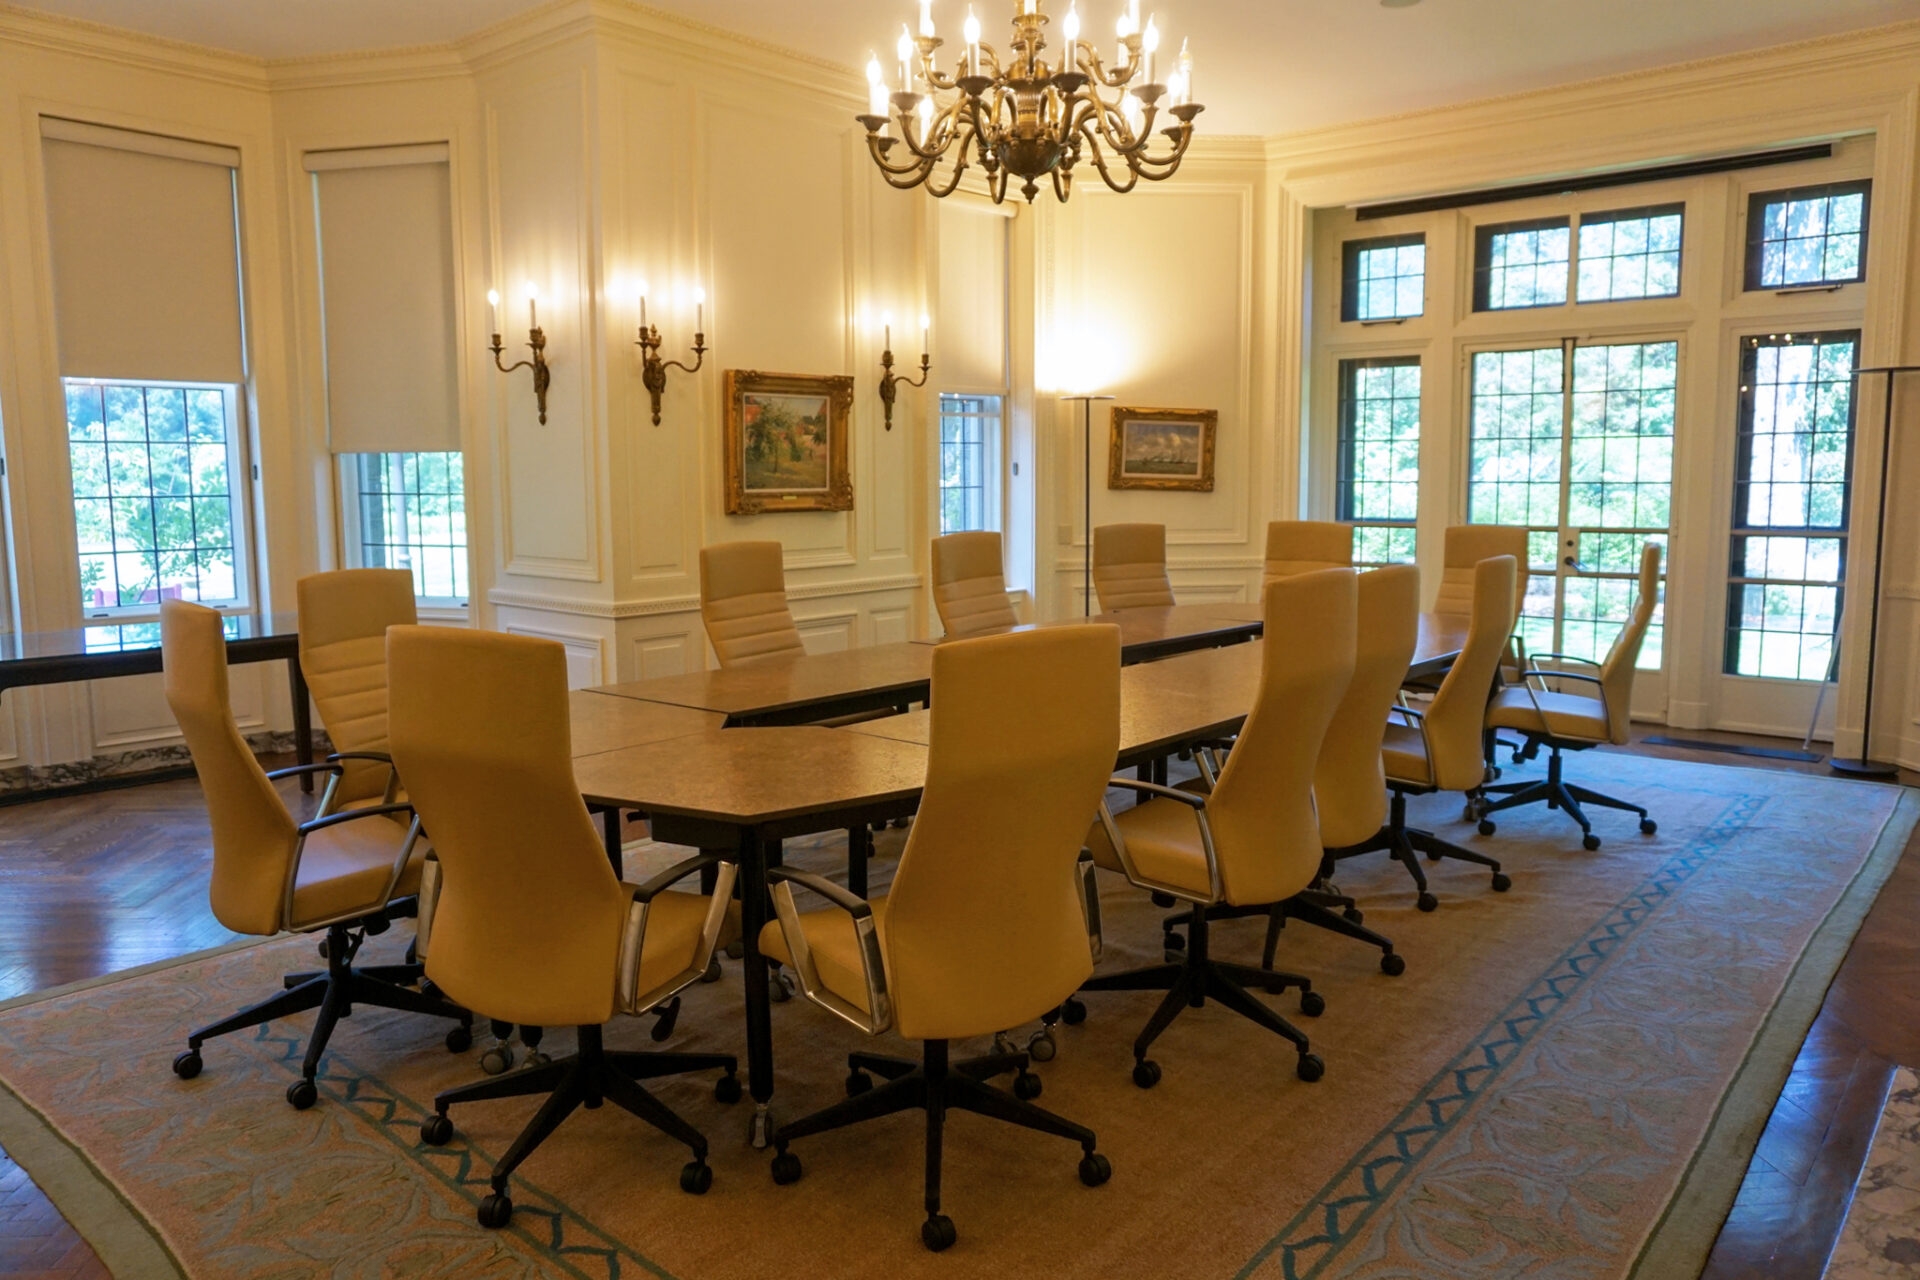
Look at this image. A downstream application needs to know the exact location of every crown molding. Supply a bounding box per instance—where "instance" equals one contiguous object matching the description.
[0,3,269,90]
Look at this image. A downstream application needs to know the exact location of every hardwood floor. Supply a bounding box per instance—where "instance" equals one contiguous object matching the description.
[0,736,1912,1277]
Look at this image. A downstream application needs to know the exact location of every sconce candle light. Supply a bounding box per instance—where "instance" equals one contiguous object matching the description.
[487,283,551,424]
[636,281,708,427]
[878,311,931,430]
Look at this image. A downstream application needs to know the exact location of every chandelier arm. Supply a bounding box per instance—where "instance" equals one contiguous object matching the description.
[893,101,967,164]
[865,133,941,180]
[925,152,975,198]
[1076,126,1143,195]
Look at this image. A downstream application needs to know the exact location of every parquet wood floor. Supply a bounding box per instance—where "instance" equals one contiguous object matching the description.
[0,736,1912,1277]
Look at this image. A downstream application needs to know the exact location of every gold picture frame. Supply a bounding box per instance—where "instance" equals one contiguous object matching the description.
[724,370,855,514]
[1108,406,1217,491]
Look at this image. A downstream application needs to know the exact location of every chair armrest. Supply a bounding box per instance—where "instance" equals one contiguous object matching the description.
[285,804,423,933]
[1094,798,1222,907]
[297,801,415,835]
[1106,777,1208,809]
[1527,653,1601,667]
[766,867,890,1035]
[1522,669,1603,686]
[617,855,739,1016]
[267,761,344,781]
[327,750,394,765]
[1077,851,1104,963]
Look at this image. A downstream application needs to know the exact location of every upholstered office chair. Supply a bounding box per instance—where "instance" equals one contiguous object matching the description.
[1473,543,1663,849]
[1433,524,1531,617]
[759,625,1121,1252]
[1081,569,1356,1087]
[1330,555,1515,911]
[1193,566,1417,976]
[698,541,806,666]
[1262,520,1352,583]
[1092,523,1175,611]
[931,530,1018,637]
[393,626,740,1228]
[296,568,417,813]
[160,600,470,1108]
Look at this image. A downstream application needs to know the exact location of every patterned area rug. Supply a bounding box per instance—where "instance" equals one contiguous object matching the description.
[1824,1067,1920,1278]
[0,754,1912,1280]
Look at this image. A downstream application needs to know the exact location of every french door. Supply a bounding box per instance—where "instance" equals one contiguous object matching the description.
[1465,338,1675,710]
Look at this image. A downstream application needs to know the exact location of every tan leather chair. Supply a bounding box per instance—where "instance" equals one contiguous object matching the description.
[392,625,740,1228]
[1330,555,1516,910]
[160,600,468,1108]
[1092,523,1175,611]
[699,541,806,666]
[931,530,1018,637]
[296,568,417,811]
[1263,520,1352,583]
[1081,568,1356,1086]
[1475,543,1663,849]
[1433,524,1531,617]
[758,625,1120,1252]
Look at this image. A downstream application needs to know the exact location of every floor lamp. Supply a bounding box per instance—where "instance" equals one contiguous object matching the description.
[1062,394,1114,617]
[1829,364,1909,779]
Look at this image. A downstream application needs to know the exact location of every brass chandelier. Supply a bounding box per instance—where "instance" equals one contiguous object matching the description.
[859,0,1203,204]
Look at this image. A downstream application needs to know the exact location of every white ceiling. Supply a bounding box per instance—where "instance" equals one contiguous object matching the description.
[16,0,1920,134]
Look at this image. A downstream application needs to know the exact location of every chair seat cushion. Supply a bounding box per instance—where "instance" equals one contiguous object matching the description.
[290,817,427,930]
[758,897,890,1014]
[1381,719,1432,787]
[630,889,720,1003]
[1084,797,1212,899]
[1486,685,1609,742]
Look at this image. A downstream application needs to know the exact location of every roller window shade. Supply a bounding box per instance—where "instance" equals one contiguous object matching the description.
[936,200,1010,392]
[40,123,245,384]
[311,155,459,455]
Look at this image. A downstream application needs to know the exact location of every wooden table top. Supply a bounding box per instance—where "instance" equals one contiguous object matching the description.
[916,603,1261,658]
[568,690,725,759]
[591,642,934,722]
[571,726,929,825]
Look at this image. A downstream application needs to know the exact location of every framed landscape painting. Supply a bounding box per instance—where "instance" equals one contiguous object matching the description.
[723,370,854,514]
[1108,406,1217,491]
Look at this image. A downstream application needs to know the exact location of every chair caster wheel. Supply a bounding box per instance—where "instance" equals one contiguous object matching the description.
[1462,801,1478,822]
[1162,932,1186,952]
[1478,820,1497,836]
[1583,833,1601,851]
[477,1193,513,1229]
[1296,1053,1325,1083]
[1491,872,1511,893]
[172,1050,202,1080]
[1640,819,1657,835]
[1299,990,1326,1018]
[1078,1152,1112,1187]
[1381,952,1406,976]
[1149,892,1176,908]
[921,1213,957,1252]
[1027,1029,1056,1062]
[1060,998,1087,1026]
[700,959,723,983]
[1342,906,1364,924]
[1013,1070,1043,1101]
[846,1068,873,1097]
[316,936,330,960]
[1416,892,1438,913]
[445,1025,472,1053]
[724,939,746,960]
[650,997,682,1042]
[286,1078,318,1110]
[1424,849,1443,862]
[768,972,794,1003]
[480,1045,514,1074]
[710,1071,741,1104]
[679,1161,713,1195]
[1132,1059,1162,1089]
[770,1150,803,1185]
[420,1113,453,1146]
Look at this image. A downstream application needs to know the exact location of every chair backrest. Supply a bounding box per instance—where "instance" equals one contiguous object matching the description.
[884,625,1121,1041]
[1425,554,1517,791]
[1313,565,1419,849]
[1263,520,1352,582]
[699,541,806,667]
[1206,569,1356,907]
[161,600,297,937]
[1092,523,1175,611]
[1435,524,1529,618]
[387,626,628,1029]
[1595,542,1661,744]
[296,568,417,804]
[930,530,1018,637]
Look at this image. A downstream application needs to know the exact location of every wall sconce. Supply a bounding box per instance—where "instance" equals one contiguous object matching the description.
[487,283,551,425]
[636,282,707,426]
[878,312,930,431]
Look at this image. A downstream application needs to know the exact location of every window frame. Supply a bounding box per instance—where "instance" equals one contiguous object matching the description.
[1472,216,1574,312]
[65,377,254,621]
[1339,233,1426,323]
[1573,202,1686,305]
[936,392,1004,537]
[1743,181,1871,292]
[1334,354,1421,566]
[336,450,470,609]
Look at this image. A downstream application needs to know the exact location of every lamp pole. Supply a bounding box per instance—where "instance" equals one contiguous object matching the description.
[1829,365,1910,778]
[1062,394,1114,617]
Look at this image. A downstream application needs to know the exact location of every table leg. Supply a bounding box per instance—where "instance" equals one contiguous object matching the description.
[738,827,776,1147]
[847,824,870,899]
[288,654,314,793]
[600,808,624,878]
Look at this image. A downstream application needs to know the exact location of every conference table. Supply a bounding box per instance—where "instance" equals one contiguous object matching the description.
[566,610,1471,1145]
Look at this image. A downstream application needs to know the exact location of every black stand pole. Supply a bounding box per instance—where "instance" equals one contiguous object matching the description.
[1830,365,1907,779]
[1062,394,1114,619]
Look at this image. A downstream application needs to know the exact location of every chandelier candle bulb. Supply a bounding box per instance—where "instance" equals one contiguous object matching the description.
[486,288,499,332]
[964,6,981,76]
[920,0,934,37]
[1143,16,1159,83]
[694,287,706,334]
[1177,38,1193,102]
[921,313,930,354]
[524,281,538,328]
[1063,1,1080,69]
[636,280,649,332]
[898,25,914,90]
